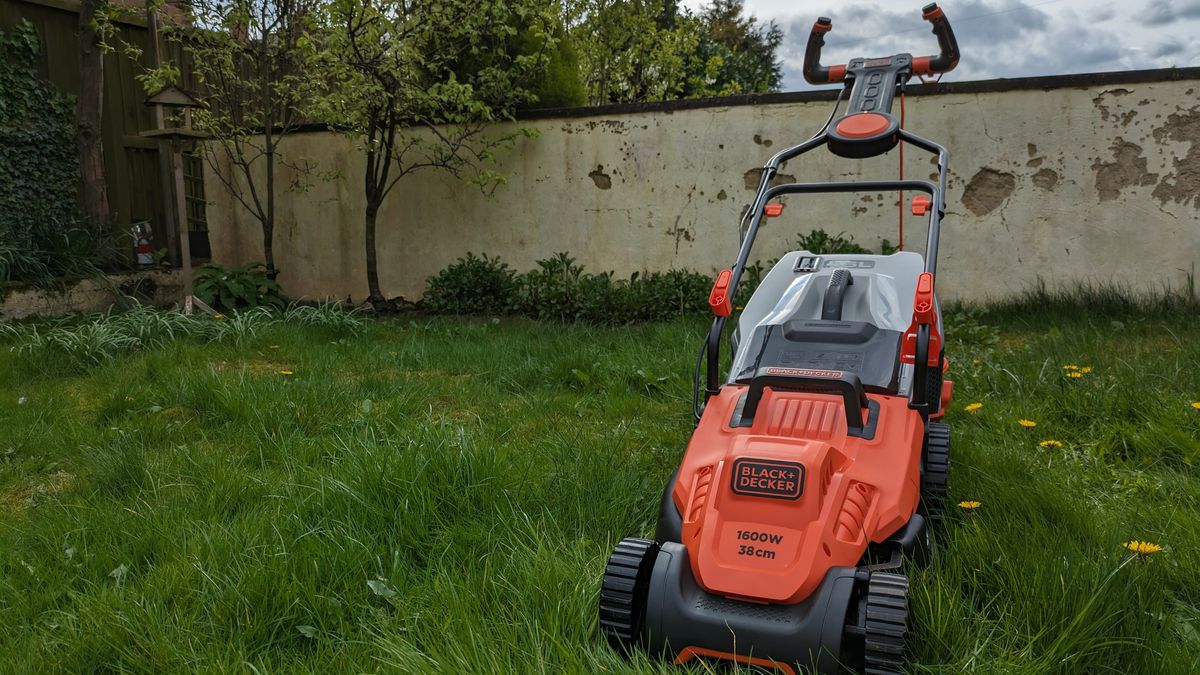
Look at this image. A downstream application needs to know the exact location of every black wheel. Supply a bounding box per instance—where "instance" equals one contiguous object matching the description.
[862,571,910,675]
[922,421,951,525]
[598,537,659,654]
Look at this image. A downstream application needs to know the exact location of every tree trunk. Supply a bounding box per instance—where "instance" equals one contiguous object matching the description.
[364,203,384,308]
[77,0,110,233]
[264,134,277,278]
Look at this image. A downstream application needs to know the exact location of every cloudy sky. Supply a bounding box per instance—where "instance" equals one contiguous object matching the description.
[681,0,1200,91]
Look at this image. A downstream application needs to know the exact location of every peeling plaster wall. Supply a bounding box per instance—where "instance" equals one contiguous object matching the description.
[206,76,1200,303]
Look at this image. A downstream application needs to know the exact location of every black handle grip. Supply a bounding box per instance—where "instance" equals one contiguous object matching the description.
[916,3,960,75]
[802,17,845,84]
[741,368,869,432]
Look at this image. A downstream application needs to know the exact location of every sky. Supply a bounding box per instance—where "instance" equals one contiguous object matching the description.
[680,0,1200,91]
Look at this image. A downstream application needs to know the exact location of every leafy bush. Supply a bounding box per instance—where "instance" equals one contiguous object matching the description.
[793,228,873,255]
[423,253,517,315]
[424,252,713,324]
[195,262,285,310]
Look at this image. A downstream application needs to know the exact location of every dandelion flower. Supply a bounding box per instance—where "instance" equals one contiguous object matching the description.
[1191,401,1200,410]
[1062,364,1080,371]
[279,370,295,377]
[964,402,983,413]
[1066,371,1084,379]
[1018,419,1037,427]
[1123,540,1163,556]
[958,501,981,511]
[1039,439,1063,448]
[1080,366,1093,374]
[213,313,225,321]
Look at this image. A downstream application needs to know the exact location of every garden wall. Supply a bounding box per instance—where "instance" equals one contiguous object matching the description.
[1,270,182,319]
[205,68,1200,304]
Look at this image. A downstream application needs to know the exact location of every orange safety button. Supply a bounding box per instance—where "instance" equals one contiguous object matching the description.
[911,195,931,215]
[834,113,891,139]
[708,269,733,317]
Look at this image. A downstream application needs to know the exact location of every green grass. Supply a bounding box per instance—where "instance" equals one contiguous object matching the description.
[1,304,1198,673]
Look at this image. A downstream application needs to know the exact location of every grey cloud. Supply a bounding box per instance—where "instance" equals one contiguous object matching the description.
[1151,38,1186,57]
[1142,0,1200,25]
[778,0,1142,89]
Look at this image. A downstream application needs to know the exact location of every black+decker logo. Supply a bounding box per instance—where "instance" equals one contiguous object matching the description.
[765,367,842,379]
[730,458,805,500]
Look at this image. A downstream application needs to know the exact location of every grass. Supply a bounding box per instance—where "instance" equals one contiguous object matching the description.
[1,302,1198,673]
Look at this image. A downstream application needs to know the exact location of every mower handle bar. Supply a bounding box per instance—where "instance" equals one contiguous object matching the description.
[803,3,960,85]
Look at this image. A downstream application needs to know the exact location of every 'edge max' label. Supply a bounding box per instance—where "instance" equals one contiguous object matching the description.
[730,458,805,501]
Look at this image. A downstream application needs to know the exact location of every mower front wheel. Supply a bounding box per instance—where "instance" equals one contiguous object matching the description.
[598,537,659,654]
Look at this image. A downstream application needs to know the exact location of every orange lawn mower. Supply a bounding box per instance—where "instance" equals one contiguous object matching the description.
[598,5,960,673]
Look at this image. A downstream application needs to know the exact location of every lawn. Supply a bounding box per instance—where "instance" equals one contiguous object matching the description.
[1,299,1198,673]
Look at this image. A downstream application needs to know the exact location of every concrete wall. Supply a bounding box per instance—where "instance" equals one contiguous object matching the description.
[206,71,1200,304]
[1,270,182,319]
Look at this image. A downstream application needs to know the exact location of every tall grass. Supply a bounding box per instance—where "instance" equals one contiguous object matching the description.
[3,301,365,367]
[0,302,1197,673]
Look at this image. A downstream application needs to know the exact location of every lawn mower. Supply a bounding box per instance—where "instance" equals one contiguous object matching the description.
[598,5,960,673]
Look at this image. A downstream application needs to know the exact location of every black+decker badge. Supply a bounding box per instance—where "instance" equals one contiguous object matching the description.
[730,458,805,500]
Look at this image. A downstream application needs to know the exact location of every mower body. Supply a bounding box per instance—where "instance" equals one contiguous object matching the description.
[649,253,946,672]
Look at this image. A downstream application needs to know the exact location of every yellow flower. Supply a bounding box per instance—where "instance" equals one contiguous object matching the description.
[1018,419,1037,427]
[213,313,225,320]
[964,402,983,413]
[279,370,295,376]
[1062,364,1080,370]
[1191,401,1200,410]
[1066,371,1084,379]
[971,358,981,365]
[958,500,981,511]
[269,345,281,350]
[1039,439,1063,448]
[1080,366,1093,374]
[1123,540,1163,556]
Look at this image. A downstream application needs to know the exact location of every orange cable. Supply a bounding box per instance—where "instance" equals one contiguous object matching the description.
[898,91,905,251]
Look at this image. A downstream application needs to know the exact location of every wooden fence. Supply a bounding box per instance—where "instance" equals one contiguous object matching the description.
[0,0,206,261]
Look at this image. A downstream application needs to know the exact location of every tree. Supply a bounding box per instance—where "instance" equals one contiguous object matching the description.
[151,0,322,278]
[314,0,554,309]
[572,0,694,104]
[681,0,782,98]
[570,0,782,105]
[77,0,111,232]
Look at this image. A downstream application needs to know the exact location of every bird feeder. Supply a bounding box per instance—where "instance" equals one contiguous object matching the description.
[141,85,214,315]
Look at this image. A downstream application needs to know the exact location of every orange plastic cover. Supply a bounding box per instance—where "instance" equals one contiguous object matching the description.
[675,388,923,603]
[911,194,931,216]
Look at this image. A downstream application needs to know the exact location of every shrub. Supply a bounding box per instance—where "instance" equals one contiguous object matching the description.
[423,253,517,315]
[194,262,285,311]
[793,228,873,255]
[423,252,713,324]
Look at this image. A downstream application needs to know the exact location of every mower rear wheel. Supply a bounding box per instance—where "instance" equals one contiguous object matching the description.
[599,537,659,654]
[922,421,951,525]
[862,571,911,675]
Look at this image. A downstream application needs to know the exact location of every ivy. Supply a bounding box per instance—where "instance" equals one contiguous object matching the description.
[0,21,85,285]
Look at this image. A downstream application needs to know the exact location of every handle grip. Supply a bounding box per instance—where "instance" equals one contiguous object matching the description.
[740,367,869,434]
[802,17,846,84]
[913,3,960,76]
